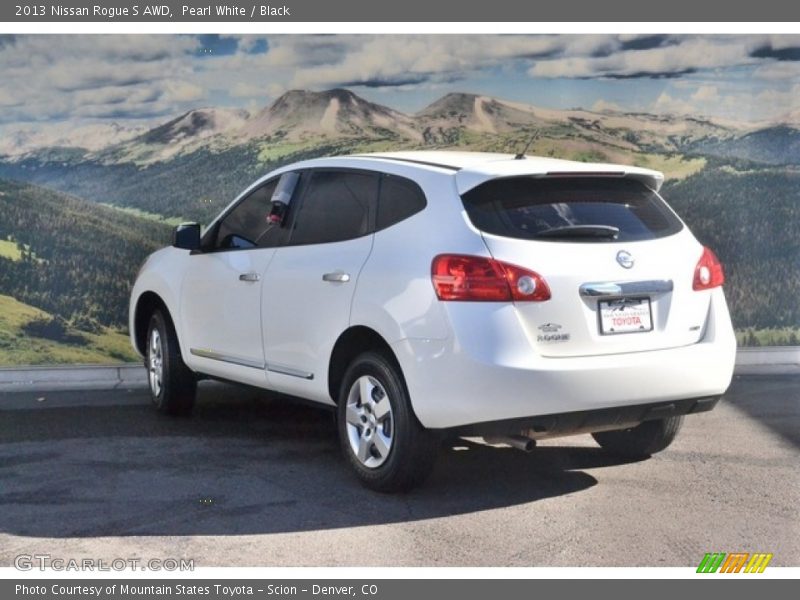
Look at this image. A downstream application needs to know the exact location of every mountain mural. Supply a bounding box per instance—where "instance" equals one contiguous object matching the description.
[0,88,798,363]
[2,87,795,223]
[0,88,769,164]
[687,126,800,166]
[245,88,421,142]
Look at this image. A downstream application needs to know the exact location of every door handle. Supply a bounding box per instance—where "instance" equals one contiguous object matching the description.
[239,272,261,282]
[322,271,351,283]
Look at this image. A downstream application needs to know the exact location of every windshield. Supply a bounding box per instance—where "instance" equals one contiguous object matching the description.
[461,176,683,242]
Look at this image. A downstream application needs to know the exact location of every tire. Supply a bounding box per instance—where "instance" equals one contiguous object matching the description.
[592,416,684,457]
[337,351,439,492]
[145,309,196,415]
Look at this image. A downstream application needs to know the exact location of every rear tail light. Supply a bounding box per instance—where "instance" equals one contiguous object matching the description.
[693,246,725,291]
[431,254,551,302]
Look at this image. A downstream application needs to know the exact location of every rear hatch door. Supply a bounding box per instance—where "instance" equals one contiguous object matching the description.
[461,175,711,358]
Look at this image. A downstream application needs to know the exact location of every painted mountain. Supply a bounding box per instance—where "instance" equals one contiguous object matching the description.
[0,88,798,363]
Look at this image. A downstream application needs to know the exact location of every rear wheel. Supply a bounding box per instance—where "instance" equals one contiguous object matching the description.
[337,351,438,492]
[592,416,683,457]
[146,310,196,415]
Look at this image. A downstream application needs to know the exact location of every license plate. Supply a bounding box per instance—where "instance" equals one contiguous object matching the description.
[599,297,653,335]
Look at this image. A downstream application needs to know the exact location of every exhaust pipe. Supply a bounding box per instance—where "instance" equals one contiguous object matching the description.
[483,435,536,452]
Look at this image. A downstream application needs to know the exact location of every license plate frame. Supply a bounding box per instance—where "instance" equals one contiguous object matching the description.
[598,297,653,335]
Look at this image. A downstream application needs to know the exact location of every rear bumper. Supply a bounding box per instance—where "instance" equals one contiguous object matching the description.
[392,289,736,429]
[453,395,721,438]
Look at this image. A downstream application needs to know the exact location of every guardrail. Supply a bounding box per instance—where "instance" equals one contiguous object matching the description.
[0,363,147,392]
[734,347,800,375]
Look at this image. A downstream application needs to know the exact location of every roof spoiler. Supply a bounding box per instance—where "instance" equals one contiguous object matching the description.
[545,170,664,192]
[457,168,665,194]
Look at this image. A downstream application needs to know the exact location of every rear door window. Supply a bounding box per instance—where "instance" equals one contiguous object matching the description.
[461,176,683,242]
[290,170,378,245]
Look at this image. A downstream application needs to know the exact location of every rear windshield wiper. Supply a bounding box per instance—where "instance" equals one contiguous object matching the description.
[533,225,620,239]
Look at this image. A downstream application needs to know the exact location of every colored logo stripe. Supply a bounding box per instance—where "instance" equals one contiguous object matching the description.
[744,553,773,573]
[697,552,773,573]
[697,553,726,573]
[720,553,749,573]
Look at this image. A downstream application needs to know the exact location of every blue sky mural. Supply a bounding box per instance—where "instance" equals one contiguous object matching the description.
[1,34,800,132]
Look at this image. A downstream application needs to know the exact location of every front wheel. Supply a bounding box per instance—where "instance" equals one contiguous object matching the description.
[146,310,196,415]
[592,416,684,457]
[337,351,439,492]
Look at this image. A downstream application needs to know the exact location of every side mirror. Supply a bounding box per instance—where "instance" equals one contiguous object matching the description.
[172,223,201,251]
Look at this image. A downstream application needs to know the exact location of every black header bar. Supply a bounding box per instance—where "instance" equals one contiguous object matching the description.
[3,0,800,22]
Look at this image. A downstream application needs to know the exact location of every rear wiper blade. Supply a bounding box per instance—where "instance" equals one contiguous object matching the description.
[534,225,620,239]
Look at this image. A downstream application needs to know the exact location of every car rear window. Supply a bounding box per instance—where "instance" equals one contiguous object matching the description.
[461,176,683,242]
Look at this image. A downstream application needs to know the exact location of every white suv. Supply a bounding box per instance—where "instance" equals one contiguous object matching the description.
[130,151,736,491]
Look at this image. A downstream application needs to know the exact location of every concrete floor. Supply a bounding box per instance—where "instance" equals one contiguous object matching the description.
[0,374,797,567]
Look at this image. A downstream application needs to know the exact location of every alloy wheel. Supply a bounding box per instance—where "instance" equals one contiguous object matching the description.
[344,375,394,468]
[148,328,164,398]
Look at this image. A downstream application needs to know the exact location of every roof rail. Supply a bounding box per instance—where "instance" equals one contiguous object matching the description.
[350,155,462,171]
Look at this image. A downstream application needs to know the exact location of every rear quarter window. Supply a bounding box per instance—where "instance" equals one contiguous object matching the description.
[376,174,427,230]
[461,176,683,242]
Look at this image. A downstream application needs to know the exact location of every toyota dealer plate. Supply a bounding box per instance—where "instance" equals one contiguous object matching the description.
[599,297,653,335]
